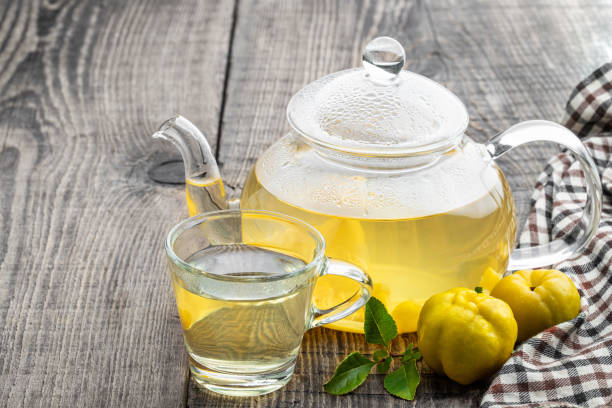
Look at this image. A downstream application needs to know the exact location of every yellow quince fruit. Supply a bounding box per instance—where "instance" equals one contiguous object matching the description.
[417,287,517,385]
[490,269,581,341]
[392,299,426,333]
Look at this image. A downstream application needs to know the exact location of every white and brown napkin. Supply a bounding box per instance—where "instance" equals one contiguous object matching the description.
[482,63,612,407]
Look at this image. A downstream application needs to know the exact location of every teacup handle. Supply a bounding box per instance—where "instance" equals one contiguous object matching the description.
[486,120,603,270]
[309,258,373,329]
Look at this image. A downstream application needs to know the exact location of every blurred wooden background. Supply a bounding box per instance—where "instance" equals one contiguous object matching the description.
[0,0,610,406]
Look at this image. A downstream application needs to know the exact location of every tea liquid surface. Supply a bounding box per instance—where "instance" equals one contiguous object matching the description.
[171,245,313,373]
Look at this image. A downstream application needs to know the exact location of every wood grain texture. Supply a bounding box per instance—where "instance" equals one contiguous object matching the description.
[0,0,234,406]
[199,0,612,406]
[1,0,611,407]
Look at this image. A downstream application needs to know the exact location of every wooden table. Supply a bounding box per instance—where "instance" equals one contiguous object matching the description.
[1,0,610,406]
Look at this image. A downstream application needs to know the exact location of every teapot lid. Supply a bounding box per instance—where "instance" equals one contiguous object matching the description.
[287,37,469,156]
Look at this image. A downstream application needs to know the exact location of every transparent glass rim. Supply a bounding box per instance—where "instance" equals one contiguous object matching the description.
[165,209,326,283]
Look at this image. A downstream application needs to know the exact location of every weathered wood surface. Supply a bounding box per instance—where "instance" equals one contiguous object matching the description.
[0,0,610,407]
[0,0,235,407]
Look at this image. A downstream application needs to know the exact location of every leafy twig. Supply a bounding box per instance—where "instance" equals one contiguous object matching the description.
[323,297,422,400]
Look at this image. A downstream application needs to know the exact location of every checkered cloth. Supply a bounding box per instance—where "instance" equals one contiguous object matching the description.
[481,63,612,407]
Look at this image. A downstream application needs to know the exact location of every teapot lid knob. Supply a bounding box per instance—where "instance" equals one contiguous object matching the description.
[362,36,406,83]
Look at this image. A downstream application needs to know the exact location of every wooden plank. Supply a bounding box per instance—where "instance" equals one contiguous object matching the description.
[198,0,612,406]
[0,0,235,406]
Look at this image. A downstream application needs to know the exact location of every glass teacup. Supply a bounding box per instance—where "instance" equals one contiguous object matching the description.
[164,209,372,396]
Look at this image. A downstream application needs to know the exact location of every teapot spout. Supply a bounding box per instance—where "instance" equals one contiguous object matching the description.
[153,115,228,215]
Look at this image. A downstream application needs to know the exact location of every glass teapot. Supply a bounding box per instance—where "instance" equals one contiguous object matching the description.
[154,37,602,333]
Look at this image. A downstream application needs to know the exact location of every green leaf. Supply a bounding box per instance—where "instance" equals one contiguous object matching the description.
[373,349,390,373]
[402,343,422,363]
[376,356,392,374]
[475,286,483,293]
[324,352,375,395]
[372,349,388,362]
[384,359,420,400]
[364,297,398,346]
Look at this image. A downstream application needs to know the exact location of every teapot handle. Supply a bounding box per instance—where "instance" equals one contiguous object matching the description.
[486,120,602,270]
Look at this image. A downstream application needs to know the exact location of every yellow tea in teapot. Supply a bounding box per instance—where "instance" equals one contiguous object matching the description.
[240,137,517,333]
[186,177,228,215]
